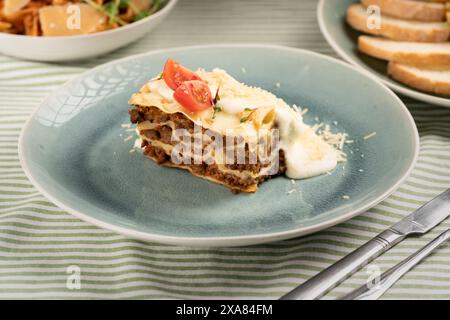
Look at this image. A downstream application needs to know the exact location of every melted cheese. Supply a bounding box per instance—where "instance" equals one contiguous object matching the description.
[217,98,254,114]
[130,69,283,136]
[129,68,341,180]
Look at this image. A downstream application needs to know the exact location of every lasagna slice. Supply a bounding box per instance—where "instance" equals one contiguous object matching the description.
[129,59,343,193]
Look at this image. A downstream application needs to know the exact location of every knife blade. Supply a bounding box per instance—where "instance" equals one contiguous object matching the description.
[391,189,450,235]
[280,188,450,300]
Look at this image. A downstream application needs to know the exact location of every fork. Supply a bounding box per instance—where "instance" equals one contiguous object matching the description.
[342,229,450,300]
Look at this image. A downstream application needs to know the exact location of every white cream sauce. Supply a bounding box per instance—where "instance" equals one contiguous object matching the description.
[275,106,338,179]
[216,98,254,114]
[147,80,174,102]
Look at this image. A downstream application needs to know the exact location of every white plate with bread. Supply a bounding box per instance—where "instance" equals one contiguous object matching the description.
[318,0,450,107]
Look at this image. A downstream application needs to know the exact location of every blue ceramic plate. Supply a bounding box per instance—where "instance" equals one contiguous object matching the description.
[317,0,450,108]
[19,45,419,247]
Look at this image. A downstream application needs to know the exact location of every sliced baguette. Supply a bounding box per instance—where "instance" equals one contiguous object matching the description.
[361,0,446,22]
[347,4,449,42]
[388,62,450,95]
[358,35,450,69]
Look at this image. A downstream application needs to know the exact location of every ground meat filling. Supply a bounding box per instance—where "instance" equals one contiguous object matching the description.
[129,105,284,191]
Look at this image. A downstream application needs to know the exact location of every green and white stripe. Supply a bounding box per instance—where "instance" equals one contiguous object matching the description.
[1,0,450,299]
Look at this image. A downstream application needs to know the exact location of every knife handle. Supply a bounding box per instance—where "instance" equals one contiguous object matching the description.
[280,229,405,300]
[342,229,450,300]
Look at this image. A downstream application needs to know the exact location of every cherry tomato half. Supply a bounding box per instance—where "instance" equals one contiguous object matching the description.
[163,58,202,90]
[173,80,213,112]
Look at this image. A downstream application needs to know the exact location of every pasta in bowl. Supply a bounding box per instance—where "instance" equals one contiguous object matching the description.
[0,0,167,36]
[0,0,177,61]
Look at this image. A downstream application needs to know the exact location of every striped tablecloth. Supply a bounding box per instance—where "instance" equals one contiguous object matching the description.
[1,0,450,299]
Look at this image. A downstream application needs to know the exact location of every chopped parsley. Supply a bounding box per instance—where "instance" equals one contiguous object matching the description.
[118,0,129,9]
[133,10,150,22]
[82,0,167,27]
[103,2,120,25]
[212,105,222,119]
[213,93,220,105]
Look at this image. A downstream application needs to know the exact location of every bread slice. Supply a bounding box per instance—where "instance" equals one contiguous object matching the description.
[361,0,446,22]
[364,0,447,22]
[347,4,449,42]
[388,62,450,95]
[358,35,450,69]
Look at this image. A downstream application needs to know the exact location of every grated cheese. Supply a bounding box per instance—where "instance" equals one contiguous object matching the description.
[316,124,348,163]
[363,132,377,140]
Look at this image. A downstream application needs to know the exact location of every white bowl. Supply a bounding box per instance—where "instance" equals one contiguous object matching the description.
[0,0,177,62]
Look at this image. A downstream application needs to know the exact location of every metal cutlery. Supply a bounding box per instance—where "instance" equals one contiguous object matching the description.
[342,229,450,300]
[280,188,450,300]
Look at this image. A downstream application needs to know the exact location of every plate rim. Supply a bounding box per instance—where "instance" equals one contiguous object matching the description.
[18,44,420,247]
[316,0,450,108]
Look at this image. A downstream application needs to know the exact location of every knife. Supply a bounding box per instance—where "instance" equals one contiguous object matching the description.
[342,228,450,300]
[280,188,450,300]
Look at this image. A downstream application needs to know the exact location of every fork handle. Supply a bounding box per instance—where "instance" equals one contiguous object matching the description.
[342,229,450,300]
[280,229,405,300]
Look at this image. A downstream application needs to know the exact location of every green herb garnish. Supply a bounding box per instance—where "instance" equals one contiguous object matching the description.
[119,0,129,10]
[212,83,221,118]
[240,116,248,123]
[212,105,222,119]
[82,0,127,26]
[82,0,167,27]
[213,93,220,105]
[149,0,162,14]
[133,10,150,21]
[103,1,119,24]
